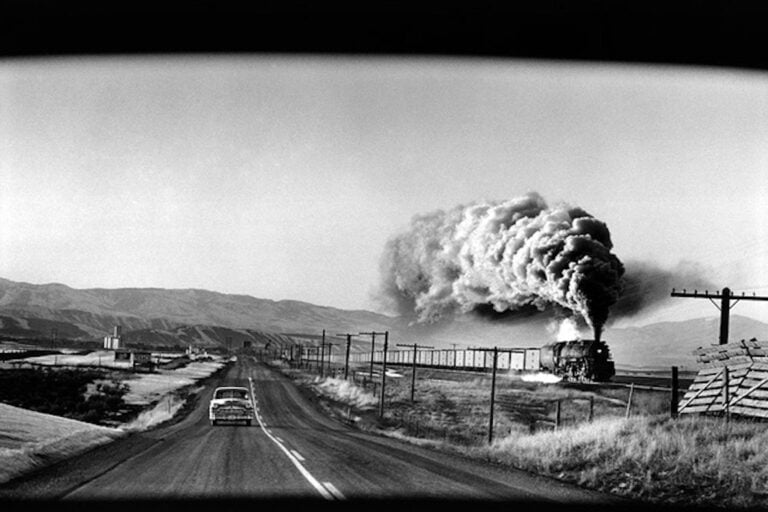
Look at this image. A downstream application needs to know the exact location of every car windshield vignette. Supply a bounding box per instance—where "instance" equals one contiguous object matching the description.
[1,5,767,509]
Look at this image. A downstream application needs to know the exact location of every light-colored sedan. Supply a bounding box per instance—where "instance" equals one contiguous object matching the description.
[209,386,254,426]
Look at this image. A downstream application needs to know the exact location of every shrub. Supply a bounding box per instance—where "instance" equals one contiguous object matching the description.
[0,368,129,425]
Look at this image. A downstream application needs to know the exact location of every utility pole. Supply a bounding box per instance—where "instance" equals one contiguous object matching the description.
[325,343,335,376]
[51,328,57,350]
[359,331,387,380]
[671,287,768,344]
[397,343,435,402]
[489,347,498,443]
[337,333,361,380]
[320,330,326,377]
[468,347,500,443]
[226,337,232,356]
[379,331,389,418]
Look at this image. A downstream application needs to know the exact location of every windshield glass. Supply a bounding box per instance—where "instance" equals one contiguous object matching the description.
[1,9,767,507]
[215,389,248,400]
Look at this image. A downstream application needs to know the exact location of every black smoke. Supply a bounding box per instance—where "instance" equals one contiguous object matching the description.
[377,192,625,335]
[611,260,716,319]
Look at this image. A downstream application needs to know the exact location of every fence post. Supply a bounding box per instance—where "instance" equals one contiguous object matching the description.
[671,366,679,418]
[555,399,561,431]
[588,395,594,422]
[625,383,634,419]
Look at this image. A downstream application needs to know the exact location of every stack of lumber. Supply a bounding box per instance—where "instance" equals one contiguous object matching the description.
[694,339,768,367]
[681,340,768,418]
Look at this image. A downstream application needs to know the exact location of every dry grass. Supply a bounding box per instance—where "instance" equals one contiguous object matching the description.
[282,362,768,507]
[472,414,768,508]
[377,368,672,443]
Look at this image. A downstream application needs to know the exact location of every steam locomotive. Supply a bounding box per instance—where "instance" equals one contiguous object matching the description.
[539,339,615,382]
[360,338,615,382]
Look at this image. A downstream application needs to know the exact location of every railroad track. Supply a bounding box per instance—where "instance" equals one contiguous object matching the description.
[361,362,695,391]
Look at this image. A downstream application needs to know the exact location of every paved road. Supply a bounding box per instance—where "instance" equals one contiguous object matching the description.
[0,356,623,503]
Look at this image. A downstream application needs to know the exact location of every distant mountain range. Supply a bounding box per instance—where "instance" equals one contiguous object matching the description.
[2,277,767,369]
[607,315,768,370]
[0,277,399,348]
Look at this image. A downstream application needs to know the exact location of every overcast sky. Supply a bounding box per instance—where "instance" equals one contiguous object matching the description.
[1,55,767,324]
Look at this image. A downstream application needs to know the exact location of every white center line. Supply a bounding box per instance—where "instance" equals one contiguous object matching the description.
[323,482,346,500]
[290,450,306,462]
[248,377,335,500]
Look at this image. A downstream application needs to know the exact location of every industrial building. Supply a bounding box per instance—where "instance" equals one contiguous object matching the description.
[103,325,123,350]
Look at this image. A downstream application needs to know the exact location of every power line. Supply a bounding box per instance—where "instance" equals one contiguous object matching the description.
[670,286,768,345]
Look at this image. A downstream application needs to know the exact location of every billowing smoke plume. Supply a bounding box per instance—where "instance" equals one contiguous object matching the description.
[611,260,715,318]
[378,192,625,339]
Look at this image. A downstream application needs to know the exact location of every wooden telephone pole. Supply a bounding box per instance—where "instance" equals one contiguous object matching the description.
[337,333,361,380]
[396,343,435,402]
[671,287,768,344]
[319,329,325,377]
[359,331,387,380]
[379,331,389,418]
[468,347,500,443]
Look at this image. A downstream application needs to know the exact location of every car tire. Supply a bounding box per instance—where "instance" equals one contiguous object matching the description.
[245,419,252,426]
[211,420,218,426]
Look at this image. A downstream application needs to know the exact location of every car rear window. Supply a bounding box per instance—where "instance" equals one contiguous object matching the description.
[215,389,248,400]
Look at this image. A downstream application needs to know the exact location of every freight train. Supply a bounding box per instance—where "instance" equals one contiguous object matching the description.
[363,339,615,382]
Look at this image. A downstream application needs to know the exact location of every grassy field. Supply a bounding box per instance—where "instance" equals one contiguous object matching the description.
[363,366,672,444]
[474,415,768,508]
[279,360,768,508]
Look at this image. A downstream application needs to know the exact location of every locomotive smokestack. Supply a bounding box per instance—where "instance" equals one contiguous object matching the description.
[594,325,602,343]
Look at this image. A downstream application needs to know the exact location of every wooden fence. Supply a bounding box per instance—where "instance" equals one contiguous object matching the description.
[679,339,768,418]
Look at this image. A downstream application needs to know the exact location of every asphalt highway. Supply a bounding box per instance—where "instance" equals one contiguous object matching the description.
[0,357,625,504]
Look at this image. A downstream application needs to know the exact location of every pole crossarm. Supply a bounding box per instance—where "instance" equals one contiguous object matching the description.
[395,343,436,349]
[671,287,768,345]
[671,288,768,301]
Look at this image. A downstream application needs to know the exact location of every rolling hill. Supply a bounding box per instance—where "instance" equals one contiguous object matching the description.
[2,277,767,369]
[0,278,399,347]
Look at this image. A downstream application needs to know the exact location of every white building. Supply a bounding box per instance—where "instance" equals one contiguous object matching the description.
[103,325,123,350]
